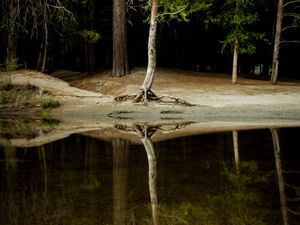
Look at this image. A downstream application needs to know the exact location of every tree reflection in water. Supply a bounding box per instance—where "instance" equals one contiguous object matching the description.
[112,138,129,225]
[134,125,158,225]
[115,124,159,225]
[0,125,300,225]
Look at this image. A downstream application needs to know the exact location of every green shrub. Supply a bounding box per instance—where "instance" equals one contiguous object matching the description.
[0,91,11,105]
[0,72,12,91]
[40,118,60,129]
[18,90,31,109]
[5,58,21,71]
[40,98,60,109]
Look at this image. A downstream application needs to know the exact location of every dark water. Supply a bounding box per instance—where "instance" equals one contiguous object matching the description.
[0,127,300,225]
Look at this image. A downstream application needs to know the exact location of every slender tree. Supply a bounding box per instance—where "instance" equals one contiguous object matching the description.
[232,0,240,84]
[112,0,129,77]
[84,0,96,73]
[4,0,20,63]
[216,0,267,84]
[132,0,159,103]
[271,0,284,84]
[131,0,211,103]
[271,0,300,84]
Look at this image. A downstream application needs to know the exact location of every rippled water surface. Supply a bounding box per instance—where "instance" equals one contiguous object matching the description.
[1,127,300,225]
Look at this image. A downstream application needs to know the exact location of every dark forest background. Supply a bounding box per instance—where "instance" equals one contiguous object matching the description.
[0,0,299,79]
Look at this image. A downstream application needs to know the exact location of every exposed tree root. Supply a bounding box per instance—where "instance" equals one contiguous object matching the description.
[132,88,159,103]
[114,89,193,106]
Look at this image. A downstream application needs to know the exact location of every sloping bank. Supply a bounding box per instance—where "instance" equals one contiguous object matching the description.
[7,70,300,127]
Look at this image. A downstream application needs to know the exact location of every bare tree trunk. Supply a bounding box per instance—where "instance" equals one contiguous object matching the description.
[232,39,239,84]
[270,128,289,225]
[6,0,19,62]
[36,43,43,71]
[133,0,159,103]
[232,0,240,84]
[7,36,17,63]
[41,12,48,73]
[84,0,95,73]
[89,0,95,73]
[271,0,284,84]
[112,0,129,77]
[85,41,89,73]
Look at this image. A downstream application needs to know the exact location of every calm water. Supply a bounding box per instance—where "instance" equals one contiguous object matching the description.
[0,126,300,225]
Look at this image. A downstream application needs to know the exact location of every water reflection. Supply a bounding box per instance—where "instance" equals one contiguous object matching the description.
[271,129,300,225]
[134,125,158,225]
[0,118,300,225]
[232,130,240,173]
[112,139,129,225]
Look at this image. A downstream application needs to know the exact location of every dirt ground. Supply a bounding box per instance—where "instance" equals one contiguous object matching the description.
[69,67,300,107]
[71,67,299,95]
[7,68,300,115]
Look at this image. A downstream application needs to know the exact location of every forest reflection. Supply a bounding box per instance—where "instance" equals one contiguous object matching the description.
[0,122,300,225]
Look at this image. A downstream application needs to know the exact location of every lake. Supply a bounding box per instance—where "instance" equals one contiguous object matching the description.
[0,117,300,225]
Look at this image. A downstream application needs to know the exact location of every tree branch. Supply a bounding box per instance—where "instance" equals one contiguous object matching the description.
[283,12,300,18]
[160,5,188,16]
[281,25,300,32]
[281,40,300,44]
[47,4,73,16]
[283,0,300,8]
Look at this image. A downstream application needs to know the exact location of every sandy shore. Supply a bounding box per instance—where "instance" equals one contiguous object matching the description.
[7,68,300,123]
[1,68,299,147]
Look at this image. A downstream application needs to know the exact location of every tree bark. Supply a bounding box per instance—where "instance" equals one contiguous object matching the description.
[132,0,159,103]
[112,0,129,77]
[232,39,239,84]
[41,12,48,73]
[232,0,240,84]
[6,0,19,62]
[142,0,158,91]
[271,0,284,84]
[85,0,95,73]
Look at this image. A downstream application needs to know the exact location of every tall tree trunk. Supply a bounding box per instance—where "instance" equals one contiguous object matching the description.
[7,35,17,63]
[85,0,95,73]
[6,0,19,63]
[232,39,239,84]
[41,13,48,73]
[36,43,43,70]
[142,0,158,92]
[112,0,129,77]
[133,0,159,103]
[232,0,240,84]
[271,0,284,84]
